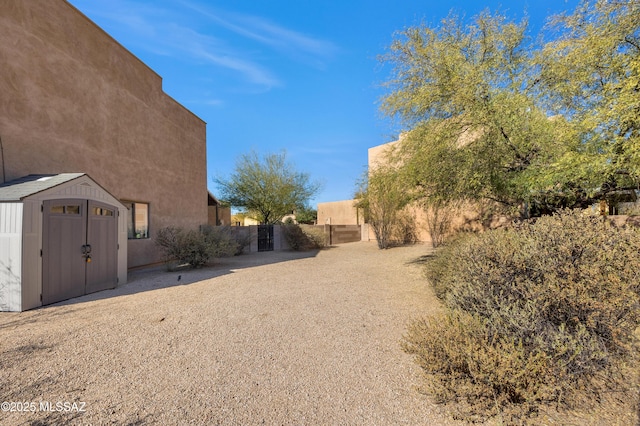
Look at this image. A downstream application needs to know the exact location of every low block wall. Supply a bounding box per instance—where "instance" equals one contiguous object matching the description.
[230,224,362,252]
[308,224,362,245]
[230,225,290,253]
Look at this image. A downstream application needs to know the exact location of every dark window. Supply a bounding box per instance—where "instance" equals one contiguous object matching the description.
[123,202,149,239]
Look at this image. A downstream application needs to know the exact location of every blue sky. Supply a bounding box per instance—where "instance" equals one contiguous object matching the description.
[67,0,581,207]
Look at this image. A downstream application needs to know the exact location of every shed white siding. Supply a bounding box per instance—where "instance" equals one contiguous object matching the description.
[21,199,41,310]
[0,203,23,311]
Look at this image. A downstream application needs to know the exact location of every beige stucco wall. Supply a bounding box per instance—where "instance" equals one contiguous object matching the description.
[317,200,362,225]
[0,0,208,268]
[368,141,395,171]
[366,137,512,245]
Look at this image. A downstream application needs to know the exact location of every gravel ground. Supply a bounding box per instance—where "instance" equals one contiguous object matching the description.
[0,241,464,425]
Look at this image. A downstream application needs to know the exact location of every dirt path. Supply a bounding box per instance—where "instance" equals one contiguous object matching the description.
[0,242,461,425]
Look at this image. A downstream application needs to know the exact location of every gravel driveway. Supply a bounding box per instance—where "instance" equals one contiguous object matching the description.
[0,241,462,425]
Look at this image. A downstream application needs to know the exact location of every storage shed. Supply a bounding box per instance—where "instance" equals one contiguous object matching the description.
[0,173,127,311]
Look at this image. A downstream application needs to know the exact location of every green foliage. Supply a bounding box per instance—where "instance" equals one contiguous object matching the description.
[382,11,531,124]
[537,0,640,197]
[381,2,640,215]
[294,205,317,224]
[155,226,239,268]
[281,224,326,250]
[355,166,410,249]
[406,210,640,422]
[382,11,571,211]
[215,150,321,224]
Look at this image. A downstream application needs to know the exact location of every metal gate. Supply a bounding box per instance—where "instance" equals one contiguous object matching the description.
[42,199,118,305]
[257,224,274,252]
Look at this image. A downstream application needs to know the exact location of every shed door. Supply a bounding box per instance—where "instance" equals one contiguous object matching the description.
[42,199,87,305]
[42,199,118,305]
[85,201,118,294]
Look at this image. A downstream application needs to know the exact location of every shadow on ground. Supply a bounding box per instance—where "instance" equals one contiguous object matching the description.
[51,248,326,308]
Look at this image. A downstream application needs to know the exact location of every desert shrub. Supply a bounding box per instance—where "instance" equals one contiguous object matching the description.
[423,232,475,300]
[300,225,326,248]
[200,225,241,258]
[392,211,418,245]
[403,312,553,422]
[423,200,459,248]
[156,225,238,268]
[406,209,640,422]
[232,228,252,255]
[281,224,326,250]
[155,226,182,263]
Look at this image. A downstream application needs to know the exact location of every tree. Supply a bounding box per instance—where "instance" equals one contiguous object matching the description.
[380,11,577,217]
[215,150,321,224]
[355,165,410,249]
[536,0,640,204]
[381,3,640,217]
[294,205,317,224]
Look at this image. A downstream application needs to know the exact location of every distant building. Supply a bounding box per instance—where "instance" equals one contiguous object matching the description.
[319,136,512,246]
[317,200,362,226]
[208,193,231,226]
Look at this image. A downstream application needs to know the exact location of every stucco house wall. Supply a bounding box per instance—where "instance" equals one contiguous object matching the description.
[317,200,363,226]
[367,137,509,245]
[0,0,208,268]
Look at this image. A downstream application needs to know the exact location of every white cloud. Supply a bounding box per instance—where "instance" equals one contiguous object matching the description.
[180,1,339,67]
[71,0,338,90]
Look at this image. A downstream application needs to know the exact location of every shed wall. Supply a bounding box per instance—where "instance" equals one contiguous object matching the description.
[21,199,41,310]
[0,203,23,311]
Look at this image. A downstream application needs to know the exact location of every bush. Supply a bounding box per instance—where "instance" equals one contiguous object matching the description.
[392,211,418,245]
[281,224,326,250]
[231,228,252,255]
[423,232,475,300]
[200,225,241,258]
[299,225,326,248]
[156,225,239,268]
[405,210,640,422]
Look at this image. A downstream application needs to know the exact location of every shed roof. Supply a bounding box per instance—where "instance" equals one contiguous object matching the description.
[0,173,86,201]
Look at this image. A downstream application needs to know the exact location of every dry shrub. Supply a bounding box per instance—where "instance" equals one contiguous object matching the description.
[424,232,475,300]
[229,227,251,255]
[156,225,238,268]
[281,224,326,250]
[406,210,640,423]
[403,312,553,423]
[423,200,459,248]
[299,225,327,248]
[392,211,418,245]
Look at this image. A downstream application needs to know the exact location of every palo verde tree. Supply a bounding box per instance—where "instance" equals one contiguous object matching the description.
[381,3,640,217]
[215,150,321,224]
[535,0,640,205]
[380,11,581,217]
